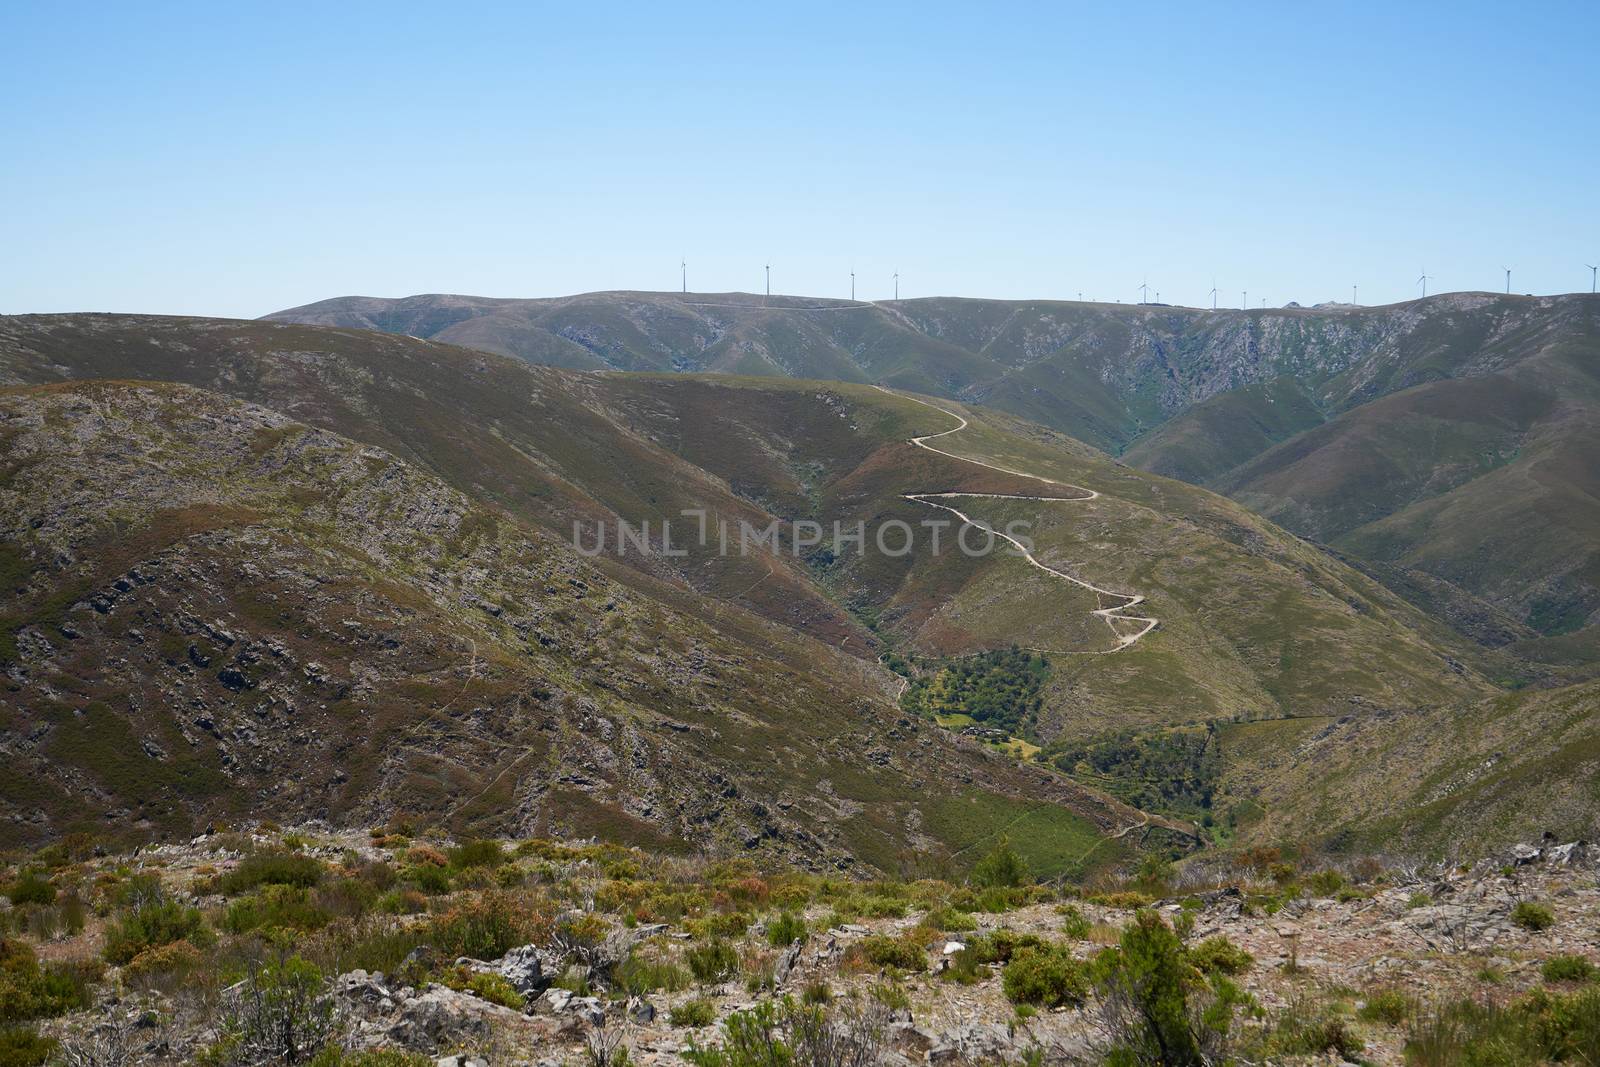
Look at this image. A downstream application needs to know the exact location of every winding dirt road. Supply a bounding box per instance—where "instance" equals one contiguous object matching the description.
[877,386,1158,655]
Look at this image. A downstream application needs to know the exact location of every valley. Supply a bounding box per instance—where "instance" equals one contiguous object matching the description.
[2,311,1589,868]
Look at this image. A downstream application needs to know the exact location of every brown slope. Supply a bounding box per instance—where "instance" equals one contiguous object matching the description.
[0,379,1171,876]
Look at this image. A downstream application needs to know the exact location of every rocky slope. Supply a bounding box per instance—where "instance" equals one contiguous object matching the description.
[0,380,1172,872]
[17,824,1600,1066]
[0,315,1527,859]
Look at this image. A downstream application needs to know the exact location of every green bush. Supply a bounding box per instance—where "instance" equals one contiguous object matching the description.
[766,912,806,948]
[1512,901,1556,932]
[0,939,94,1023]
[1357,987,1412,1025]
[1188,936,1254,977]
[1002,943,1088,1007]
[1093,911,1252,1066]
[614,953,690,996]
[462,972,524,1009]
[0,1027,56,1067]
[856,934,925,971]
[423,894,540,960]
[222,885,334,934]
[4,876,54,908]
[405,864,451,895]
[670,998,716,1028]
[1058,904,1091,939]
[971,839,1028,889]
[446,839,505,870]
[686,940,740,985]
[1542,955,1596,983]
[218,954,337,1066]
[926,905,977,932]
[217,851,326,894]
[103,899,212,965]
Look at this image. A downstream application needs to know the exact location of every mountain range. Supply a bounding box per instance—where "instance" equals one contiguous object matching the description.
[1,300,1596,869]
[268,290,1600,667]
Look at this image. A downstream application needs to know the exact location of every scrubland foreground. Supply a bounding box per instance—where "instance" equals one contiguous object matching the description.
[4,825,1600,1066]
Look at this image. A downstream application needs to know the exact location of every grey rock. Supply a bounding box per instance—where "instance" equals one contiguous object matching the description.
[533,988,572,1015]
[773,938,805,986]
[496,944,550,997]
[568,996,605,1026]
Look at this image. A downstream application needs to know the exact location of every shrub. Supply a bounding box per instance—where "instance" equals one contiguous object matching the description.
[425,893,544,960]
[971,840,1028,889]
[1512,901,1556,932]
[1002,943,1088,1007]
[1304,869,1346,897]
[1407,891,1432,909]
[614,953,690,996]
[403,845,449,868]
[855,935,925,972]
[222,885,334,934]
[766,912,806,948]
[1356,987,1412,1025]
[5,876,54,908]
[220,954,337,1066]
[686,940,740,985]
[405,865,451,895]
[374,888,427,915]
[925,905,977,932]
[102,899,211,965]
[123,940,203,991]
[670,999,716,1028]
[1092,911,1251,1066]
[1188,936,1253,977]
[462,972,524,1010]
[1542,955,1596,983]
[0,1027,56,1067]
[0,939,95,1023]
[690,911,752,939]
[941,945,991,986]
[217,851,326,894]
[1269,1008,1364,1059]
[1058,904,1091,940]
[683,998,886,1067]
[447,839,505,870]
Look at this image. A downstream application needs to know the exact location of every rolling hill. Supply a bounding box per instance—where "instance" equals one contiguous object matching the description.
[0,313,1544,863]
[265,290,1600,659]
[0,374,1188,878]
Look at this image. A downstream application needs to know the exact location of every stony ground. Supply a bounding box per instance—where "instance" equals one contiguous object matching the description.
[9,827,1600,1066]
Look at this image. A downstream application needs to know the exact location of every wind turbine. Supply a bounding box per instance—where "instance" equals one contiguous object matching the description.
[1209,282,1217,311]
[681,259,687,294]
[1588,264,1598,294]
[765,264,771,297]
[1242,289,1247,310]
[893,272,899,301]
[1417,269,1430,298]
[1352,284,1358,305]
[850,269,855,300]
[1504,267,1511,295]
[1138,281,1149,304]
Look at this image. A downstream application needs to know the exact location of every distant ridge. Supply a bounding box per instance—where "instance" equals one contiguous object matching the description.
[266,289,1600,653]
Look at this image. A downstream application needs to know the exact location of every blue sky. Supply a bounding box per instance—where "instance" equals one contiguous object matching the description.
[3,1,1595,316]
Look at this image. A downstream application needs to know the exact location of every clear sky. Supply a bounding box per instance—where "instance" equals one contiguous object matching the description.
[3,1,1596,317]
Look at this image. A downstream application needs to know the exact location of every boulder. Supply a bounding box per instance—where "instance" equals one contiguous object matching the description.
[496,945,550,997]
[380,986,494,1054]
